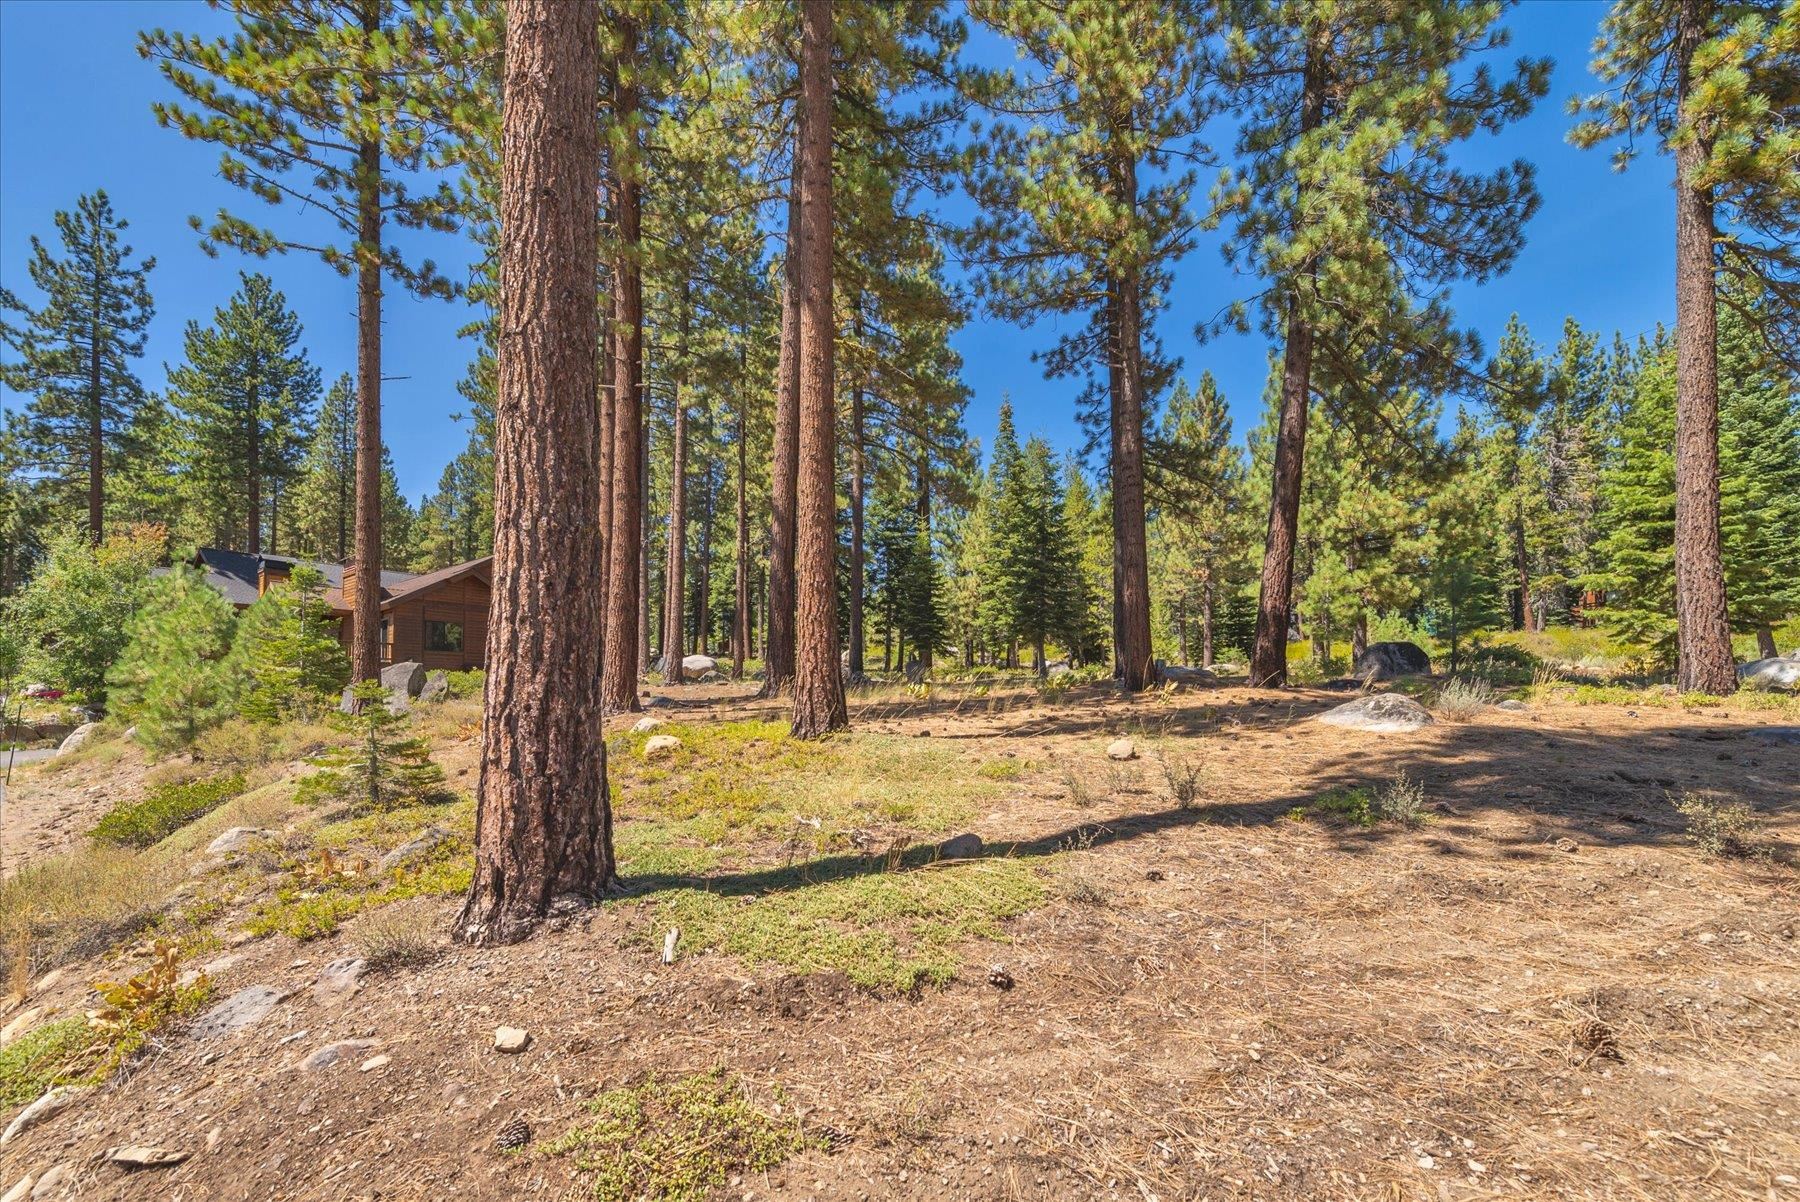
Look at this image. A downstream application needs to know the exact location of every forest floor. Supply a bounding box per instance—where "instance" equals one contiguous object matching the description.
[0,674,1796,1201]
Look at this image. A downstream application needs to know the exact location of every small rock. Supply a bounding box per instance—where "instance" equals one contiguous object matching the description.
[377,827,452,871]
[199,952,245,977]
[494,1026,531,1054]
[205,1126,222,1152]
[1,1087,84,1146]
[26,969,64,995]
[419,671,450,704]
[0,1175,31,1202]
[642,734,681,759]
[104,1146,189,1167]
[359,1054,391,1072]
[28,1164,69,1201]
[54,723,99,757]
[298,1038,379,1071]
[631,716,666,734]
[681,654,718,676]
[1496,699,1529,712]
[1106,738,1136,761]
[1352,641,1432,681]
[381,660,428,698]
[1,1007,43,1047]
[191,985,285,1040]
[204,827,272,857]
[311,958,367,1007]
[938,833,983,860]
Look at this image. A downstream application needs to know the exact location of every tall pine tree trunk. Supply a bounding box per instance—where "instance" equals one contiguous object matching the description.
[734,391,750,679]
[639,410,651,678]
[914,450,932,672]
[87,259,104,545]
[1670,0,1736,696]
[247,379,262,554]
[598,308,615,616]
[1248,41,1323,690]
[790,0,847,739]
[663,390,688,683]
[459,0,613,945]
[764,150,804,698]
[1111,264,1154,692]
[352,131,384,681]
[601,13,644,714]
[696,460,714,657]
[848,317,866,680]
[1201,576,1215,668]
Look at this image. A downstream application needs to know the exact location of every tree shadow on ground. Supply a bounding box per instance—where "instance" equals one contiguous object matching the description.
[619,705,1799,903]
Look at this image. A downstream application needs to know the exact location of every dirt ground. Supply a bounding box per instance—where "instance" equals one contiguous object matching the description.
[2,679,1796,1201]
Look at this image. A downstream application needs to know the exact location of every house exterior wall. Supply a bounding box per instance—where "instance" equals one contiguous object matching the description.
[333,577,490,670]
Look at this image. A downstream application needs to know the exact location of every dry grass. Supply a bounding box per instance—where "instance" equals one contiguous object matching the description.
[351,897,444,970]
[0,845,181,988]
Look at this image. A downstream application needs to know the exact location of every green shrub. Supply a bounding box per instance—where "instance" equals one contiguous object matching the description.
[443,669,485,700]
[296,681,449,814]
[1676,793,1772,859]
[0,1016,92,1107]
[90,774,246,847]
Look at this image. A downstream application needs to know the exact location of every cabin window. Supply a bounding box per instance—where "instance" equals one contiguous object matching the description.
[426,620,464,653]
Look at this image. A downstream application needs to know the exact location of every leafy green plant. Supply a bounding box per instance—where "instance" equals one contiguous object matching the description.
[1373,771,1428,827]
[105,564,240,754]
[90,774,246,847]
[232,565,350,722]
[1433,677,1497,721]
[1162,755,1204,809]
[443,668,485,700]
[0,1016,92,1107]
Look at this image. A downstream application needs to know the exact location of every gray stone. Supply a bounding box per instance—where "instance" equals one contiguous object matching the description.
[1,1087,85,1146]
[382,661,428,698]
[1,1174,32,1202]
[204,827,272,857]
[54,723,99,757]
[1352,642,1432,682]
[642,734,681,758]
[298,1038,379,1071]
[310,958,366,1006]
[1738,656,1800,691]
[1047,661,1072,678]
[630,716,666,734]
[1159,664,1216,685]
[681,654,718,676]
[700,670,726,684]
[1496,699,1530,712]
[28,1164,69,1200]
[419,671,450,704]
[1317,693,1435,733]
[190,985,285,1039]
[1106,738,1136,761]
[493,1026,530,1053]
[377,826,452,871]
[938,833,983,860]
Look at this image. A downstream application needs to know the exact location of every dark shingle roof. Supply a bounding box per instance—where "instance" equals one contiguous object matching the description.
[180,549,417,608]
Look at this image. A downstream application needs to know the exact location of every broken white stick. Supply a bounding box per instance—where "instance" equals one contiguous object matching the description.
[661,928,680,964]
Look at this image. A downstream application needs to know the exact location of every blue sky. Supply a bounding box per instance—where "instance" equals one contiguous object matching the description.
[1,0,1675,502]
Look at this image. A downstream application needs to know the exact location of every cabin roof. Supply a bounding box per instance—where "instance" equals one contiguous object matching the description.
[172,548,486,612]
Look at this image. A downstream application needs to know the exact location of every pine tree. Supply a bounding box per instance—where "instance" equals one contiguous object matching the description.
[1221,1,1548,686]
[1479,315,1551,630]
[299,681,447,813]
[1427,413,1510,673]
[287,375,358,563]
[106,563,239,753]
[1151,374,1248,667]
[1061,462,1114,669]
[1573,0,1800,693]
[0,191,155,542]
[233,565,350,723]
[141,0,483,682]
[992,436,1078,675]
[460,0,613,943]
[961,2,1212,691]
[1534,318,1610,620]
[790,0,847,739]
[165,273,320,554]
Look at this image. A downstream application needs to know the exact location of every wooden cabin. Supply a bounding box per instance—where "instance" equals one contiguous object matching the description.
[182,549,492,670]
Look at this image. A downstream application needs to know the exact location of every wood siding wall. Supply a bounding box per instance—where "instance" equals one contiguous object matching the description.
[334,577,490,670]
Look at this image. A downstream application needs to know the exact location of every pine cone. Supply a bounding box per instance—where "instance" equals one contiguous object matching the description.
[1571,1018,1619,1059]
[495,1115,531,1152]
[988,965,1015,991]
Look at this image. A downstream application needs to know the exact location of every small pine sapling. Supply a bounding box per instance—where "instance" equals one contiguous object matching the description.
[298,681,448,814]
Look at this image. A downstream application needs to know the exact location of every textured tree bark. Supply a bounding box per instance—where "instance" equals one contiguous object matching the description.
[1112,262,1154,692]
[914,451,933,673]
[87,255,104,544]
[1755,623,1776,660]
[1670,0,1737,696]
[696,455,714,657]
[1248,39,1324,689]
[734,390,750,678]
[790,0,847,739]
[763,149,804,699]
[601,12,644,714]
[458,0,613,945]
[246,376,262,555]
[848,378,865,680]
[352,131,384,682]
[598,307,614,619]
[662,387,688,683]
[1201,577,1215,669]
